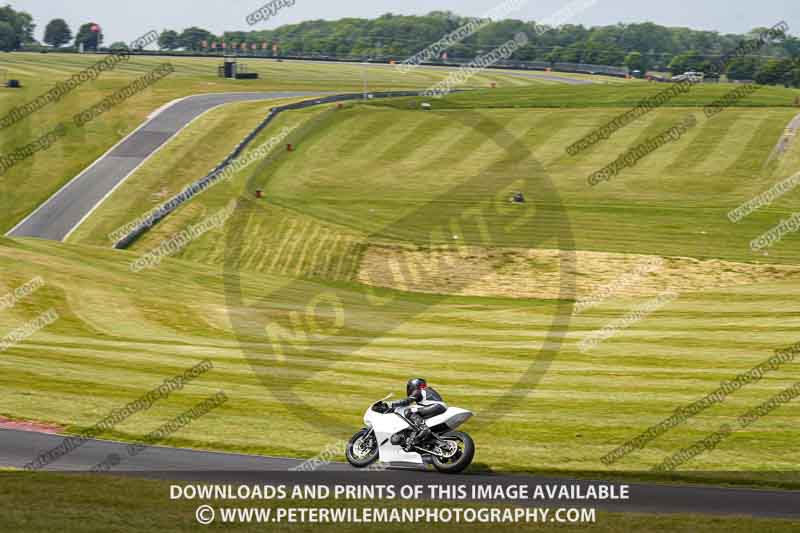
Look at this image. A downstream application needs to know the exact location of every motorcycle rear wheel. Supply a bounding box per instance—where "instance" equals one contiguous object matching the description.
[346,428,379,468]
[431,431,475,473]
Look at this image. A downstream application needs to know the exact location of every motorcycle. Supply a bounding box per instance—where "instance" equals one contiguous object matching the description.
[345,394,475,473]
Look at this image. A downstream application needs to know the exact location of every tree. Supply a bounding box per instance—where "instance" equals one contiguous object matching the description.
[178,27,214,51]
[624,51,647,72]
[619,23,673,54]
[43,18,72,48]
[75,22,103,51]
[783,36,800,58]
[158,29,179,50]
[725,57,759,80]
[595,46,626,66]
[545,46,564,63]
[0,5,35,49]
[755,59,794,86]
[109,41,128,51]
[559,42,584,63]
[645,52,672,72]
[668,50,704,74]
[142,13,794,69]
[0,21,15,51]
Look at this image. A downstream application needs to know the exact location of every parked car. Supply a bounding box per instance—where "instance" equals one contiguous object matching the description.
[672,71,705,83]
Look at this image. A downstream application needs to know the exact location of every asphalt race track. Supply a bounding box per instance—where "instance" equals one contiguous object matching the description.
[5,91,326,242]
[2,428,799,518]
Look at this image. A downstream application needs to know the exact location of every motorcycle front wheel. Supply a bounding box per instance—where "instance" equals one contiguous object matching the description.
[346,428,379,468]
[431,431,475,473]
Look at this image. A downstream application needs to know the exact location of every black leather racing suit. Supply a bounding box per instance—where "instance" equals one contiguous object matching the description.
[391,388,446,444]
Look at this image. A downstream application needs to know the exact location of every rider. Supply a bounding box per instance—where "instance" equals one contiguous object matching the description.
[390,378,447,445]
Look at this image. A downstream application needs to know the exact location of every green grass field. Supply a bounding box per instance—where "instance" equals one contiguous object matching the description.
[2,54,800,487]
[0,53,545,234]
[3,233,800,480]
[370,83,800,109]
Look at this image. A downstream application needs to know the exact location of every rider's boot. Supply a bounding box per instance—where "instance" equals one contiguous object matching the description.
[407,412,431,445]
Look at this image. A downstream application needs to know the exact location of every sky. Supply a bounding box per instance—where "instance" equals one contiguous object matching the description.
[10,0,800,45]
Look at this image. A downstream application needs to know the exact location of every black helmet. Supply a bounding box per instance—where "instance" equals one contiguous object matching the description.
[407,378,427,397]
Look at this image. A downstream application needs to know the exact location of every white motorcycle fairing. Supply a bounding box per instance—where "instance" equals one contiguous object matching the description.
[363,403,473,465]
[424,407,472,430]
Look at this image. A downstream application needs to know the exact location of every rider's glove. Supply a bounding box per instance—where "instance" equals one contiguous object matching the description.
[391,397,413,408]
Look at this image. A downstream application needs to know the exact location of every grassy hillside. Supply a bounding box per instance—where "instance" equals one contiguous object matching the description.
[371,83,800,109]
[120,101,800,266]
[2,237,800,482]
[66,97,320,245]
[4,56,800,485]
[0,53,545,233]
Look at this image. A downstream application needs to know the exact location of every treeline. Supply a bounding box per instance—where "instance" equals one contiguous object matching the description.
[0,5,108,52]
[5,5,800,86]
[172,12,800,83]
[223,13,798,72]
